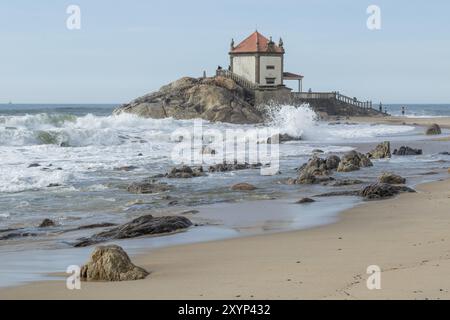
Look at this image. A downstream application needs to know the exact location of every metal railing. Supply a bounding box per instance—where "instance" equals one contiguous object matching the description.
[292,91,373,109]
[216,69,258,90]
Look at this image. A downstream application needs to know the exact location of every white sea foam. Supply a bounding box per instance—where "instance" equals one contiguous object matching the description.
[0,108,418,193]
[265,104,415,141]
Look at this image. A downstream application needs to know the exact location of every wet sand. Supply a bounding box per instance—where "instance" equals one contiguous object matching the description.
[1,176,450,300]
[347,116,450,129]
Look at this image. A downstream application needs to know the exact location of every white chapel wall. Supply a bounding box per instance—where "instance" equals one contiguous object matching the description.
[232,55,256,83]
[259,56,282,85]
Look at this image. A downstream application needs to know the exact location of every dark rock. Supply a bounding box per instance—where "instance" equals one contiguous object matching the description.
[127,180,172,194]
[367,141,391,159]
[378,172,406,184]
[439,152,450,155]
[39,219,56,228]
[0,231,38,240]
[208,162,261,173]
[27,163,40,168]
[231,183,257,191]
[337,151,373,172]
[360,183,415,200]
[267,133,301,144]
[425,123,441,135]
[114,166,138,172]
[166,165,205,178]
[80,245,149,281]
[73,215,192,247]
[296,197,315,204]
[325,155,341,170]
[47,183,61,188]
[393,146,422,156]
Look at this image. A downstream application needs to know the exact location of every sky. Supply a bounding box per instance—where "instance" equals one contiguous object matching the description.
[0,0,449,104]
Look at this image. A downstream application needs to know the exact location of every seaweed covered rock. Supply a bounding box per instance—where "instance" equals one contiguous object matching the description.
[393,146,422,156]
[360,183,414,200]
[74,215,192,247]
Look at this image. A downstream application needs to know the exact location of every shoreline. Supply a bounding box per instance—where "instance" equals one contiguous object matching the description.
[1,176,450,300]
[346,115,450,129]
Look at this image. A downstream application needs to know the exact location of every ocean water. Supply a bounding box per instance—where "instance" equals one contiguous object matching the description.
[0,103,449,287]
[386,104,450,118]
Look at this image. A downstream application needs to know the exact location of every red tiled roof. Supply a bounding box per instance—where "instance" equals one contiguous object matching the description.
[230,31,284,54]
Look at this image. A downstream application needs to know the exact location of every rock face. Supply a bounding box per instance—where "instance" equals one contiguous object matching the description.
[113,76,263,124]
[267,133,301,144]
[425,123,442,135]
[296,197,315,204]
[74,215,192,247]
[80,245,148,281]
[127,180,172,194]
[39,219,56,228]
[393,146,423,156]
[292,155,341,184]
[166,166,205,178]
[208,162,260,172]
[367,141,391,159]
[379,172,406,184]
[360,183,415,200]
[325,155,341,170]
[231,183,257,191]
[337,151,373,172]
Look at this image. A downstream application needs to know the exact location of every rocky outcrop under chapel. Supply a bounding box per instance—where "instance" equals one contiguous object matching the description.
[113,76,264,124]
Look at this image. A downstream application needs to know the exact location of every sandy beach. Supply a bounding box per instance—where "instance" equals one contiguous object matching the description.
[348,116,450,130]
[1,175,449,300]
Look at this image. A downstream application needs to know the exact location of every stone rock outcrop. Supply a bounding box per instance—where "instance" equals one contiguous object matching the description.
[39,219,56,228]
[393,146,423,156]
[266,133,301,144]
[80,245,148,281]
[325,155,341,170]
[296,197,315,204]
[166,166,205,178]
[292,155,340,184]
[127,180,172,194]
[337,151,373,172]
[208,162,261,173]
[425,123,442,135]
[378,172,406,184]
[367,141,391,159]
[74,215,192,247]
[113,76,263,124]
[231,183,257,191]
[360,183,415,200]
